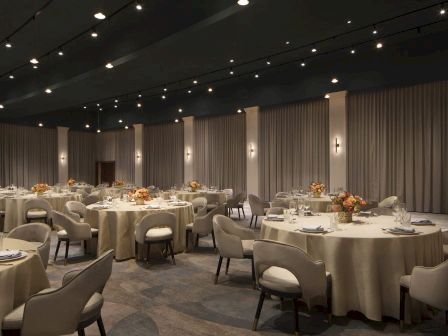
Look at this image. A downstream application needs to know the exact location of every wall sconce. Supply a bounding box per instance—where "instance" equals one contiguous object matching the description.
[136,153,141,160]
[60,155,65,161]
[186,151,190,158]
[335,138,340,153]
[249,144,255,157]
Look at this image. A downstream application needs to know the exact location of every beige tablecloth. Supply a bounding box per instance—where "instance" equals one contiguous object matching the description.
[86,200,194,261]
[163,191,227,204]
[261,215,443,321]
[4,193,82,232]
[0,238,50,333]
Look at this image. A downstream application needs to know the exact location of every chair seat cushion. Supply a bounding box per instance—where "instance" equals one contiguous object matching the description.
[186,222,193,230]
[26,210,48,218]
[57,227,98,238]
[443,245,448,260]
[242,239,254,256]
[206,204,218,210]
[400,275,411,288]
[79,292,104,323]
[145,227,173,241]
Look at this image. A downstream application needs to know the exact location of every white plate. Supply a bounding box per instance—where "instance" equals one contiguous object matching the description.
[0,251,27,262]
[386,229,419,235]
[298,228,331,234]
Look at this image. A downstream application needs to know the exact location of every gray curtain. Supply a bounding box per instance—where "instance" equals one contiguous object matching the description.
[143,123,184,189]
[259,99,329,200]
[0,123,57,189]
[68,131,96,184]
[193,114,246,194]
[348,81,448,213]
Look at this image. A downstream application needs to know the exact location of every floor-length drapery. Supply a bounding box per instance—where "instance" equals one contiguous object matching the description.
[347,80,448,213]
[0,123,57,189]
[68,131,96,184]
[259,99,329,200]
[193,114,246,194]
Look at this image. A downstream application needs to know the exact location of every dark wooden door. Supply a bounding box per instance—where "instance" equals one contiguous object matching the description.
[96,161,115,186]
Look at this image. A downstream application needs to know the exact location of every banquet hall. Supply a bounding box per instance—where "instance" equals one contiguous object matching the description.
[0,0,448,335]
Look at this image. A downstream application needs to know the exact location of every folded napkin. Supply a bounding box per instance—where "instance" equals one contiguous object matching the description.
[411,218,432,225]
[146,205,161,209]
[392,226,415,233]
[170,201,188,206]
[302,224,323,231]
[91,205,111,210]
[0,250,21,260]
[359,211,372,216]
[267,214,284,221]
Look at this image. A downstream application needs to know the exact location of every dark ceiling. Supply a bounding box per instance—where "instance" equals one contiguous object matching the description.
[0,0,446,130]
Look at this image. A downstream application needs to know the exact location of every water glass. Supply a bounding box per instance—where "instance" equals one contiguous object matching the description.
[283,209,291,224]
[329,213,338,230]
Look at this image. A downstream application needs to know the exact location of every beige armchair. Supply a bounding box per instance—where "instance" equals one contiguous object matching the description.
[225,192,246,219]
[64,201,87,222]
[6,223,51,269]
[223,188,233,199]
[379,196,398,208]
[186,205,225,250]
[252,240,332,334]
[399,260,448,330]
[266,207,286,216]
[52,210,98,265]
[135,212,176,265]
[272,199,290,208]
[275,192,289,198]
[191,197,207,217]
[248,194,270,229]
[23,198,53,224]
[82,194,100,206]
[205,193,221,210]
[76,189,89,200]
[2,250,113,336]
[212,215,255,286]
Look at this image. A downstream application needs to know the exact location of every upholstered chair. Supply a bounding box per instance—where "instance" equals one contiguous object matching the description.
[223,188,234,199]
[135,212,176,265]
[205,193,221,211]
[271,199,290,208]
[212,215,256,286]
[443,232,448,261]
[82,194,100,206]
[191,197,207,217]
[1,250,113,336]
[6,223,51,269]
[23,198,53,224]
[65,201,87,222]
[275,192,289,198]
[266,207,286,216]
[186,205,225,250]
[248,194,270,229]
[252,240,332,334]
[52,210,98,265]
[379,196,398,208]
[225,192,246,219]
[399,260,448,330]
[76,190,89,200]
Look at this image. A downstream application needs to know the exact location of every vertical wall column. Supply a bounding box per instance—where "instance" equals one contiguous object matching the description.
[57,126,69,183]
[183,116,194,183]
[245,106,260,197]
[134,124,144,186]
[328,91,347,192]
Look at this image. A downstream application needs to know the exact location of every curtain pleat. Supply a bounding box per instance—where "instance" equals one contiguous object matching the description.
[0,123,57,189]
[259,99,329,200]
[193,114,246,194]
[68,131,96,184]
[143,123,184,189]
[347,80,448,213]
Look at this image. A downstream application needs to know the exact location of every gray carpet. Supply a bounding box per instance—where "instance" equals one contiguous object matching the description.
[44,210,448,336]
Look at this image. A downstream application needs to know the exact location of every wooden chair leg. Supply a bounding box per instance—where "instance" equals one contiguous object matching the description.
[242,207,246,218]
[195,234,199,247]
[78,329,86,336]
[250,215,254,227]
[146,243,150,263]
[327,286,333,323]
[293,298,300,336]
[214,256,223,284]
[252,291,266,331]
[400,285,407,331]
[84,240,87,254]
[54,239,61,262]
[211,230,216,249]
[134,241,138,260]
[97,315,106,336]
[254,216,258,229]
[225,258,230,274]
[64,239,70,265]
[251,257,256,289]
[169,240,176,265]
[238,208,241,219]
[185,230,189,250]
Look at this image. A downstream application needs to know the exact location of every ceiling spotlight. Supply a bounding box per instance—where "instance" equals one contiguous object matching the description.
[32,65,38,69]
[174,119,179,123]
[0,104,4,109]
[8,74,14,79]
[30,58,39,64]
[347,20,352,24]
[331,78,339,84]
[229,69,234,75]
[178,108,183,113]
[96,103,100,107]
[136,3,143,11]
[99,108,103,111]
[83,106,87,109]
[311,47,317,53]
[85,124,90,128]
[237,0,249,5]
[350,48,356,54]
[324,94,330,99]
[266,59,271,65]
[193,80,198,84]
[105,63,114,69]
[300,61,306,67]
[45,88,52,94]
[138,94,142,98]
[124,125,129,129]
[118,119,123,123]
[94,12,106,20]
[5,40,12,48]
[91,29,98,38]
[440,7,446,15]
[187,90,192,94]
[254,73,259,78]
[207,87,213,92]
[237,108,242,113]
[163,87,168,92]
[38,122,43,127]
[97,129,101,133]
[161,95,167,99]
[137,103,142,107]
[57,49,64,56]
[114,105,118,108]
[114,99,118,103]
[376,42,383,49]
[285,41,290,45]
[372,25,378,35]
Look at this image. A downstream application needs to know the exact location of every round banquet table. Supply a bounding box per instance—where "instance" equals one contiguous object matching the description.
[162,191,227,204]
[261,214,443,321]
[86,200,194,261]
[3,192,82,232]
[0,238,50,334]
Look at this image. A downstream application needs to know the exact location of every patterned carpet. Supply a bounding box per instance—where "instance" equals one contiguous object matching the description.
[42,209,448,336]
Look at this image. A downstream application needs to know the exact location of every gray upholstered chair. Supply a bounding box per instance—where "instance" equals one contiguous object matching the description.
[82,194,100,206]
[223,188,233,199]
[6,223,51,269]
[225,192,246,219]
[191,197,207,217]
[186,205,225,250]
[76,189,89,200]
[134,212,176,265]
[399,260,448,330]
[275,192,289,198]
[52,210,98,265]
[272,199,290,208]
[2,250,113,336]
[65,201,87,222]
[252,240,332,334]
[205,193,221,211]
[248,194,270,229]
[212,215,256,286]
[379,196,398,208]
[266,207,286,216]
[23,198,53,224]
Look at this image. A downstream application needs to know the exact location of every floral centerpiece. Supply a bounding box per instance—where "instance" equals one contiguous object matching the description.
[32,183,50,195]
[331,191,366,223]
[113,179,125,187]
[67,178,76,186]
[129,188,151,205]
[189,180,201,192]
[309,181,325,198]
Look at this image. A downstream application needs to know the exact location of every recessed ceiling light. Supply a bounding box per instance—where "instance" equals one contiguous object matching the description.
[229,69,234,75]
[137,103,142,107]
[187,90,192,94]
[94,12,106,20]
[114,105,118,108]
[97,129,101,133]
[174,119,179,123]
[57,50,64,56]
[347,20,352,24]
[376,42,383,49]
[136,3,143,11]
[254,73,259,78]
[237,108,242,113]
[0,104,4,109]
[324,94,330,99]
[208,87,213,92]
[30,58,39,64]
[372,25,378,35]
[99,108,103,111]
[300,62,306,67]
[124,125,129,129]
[8,74,14,79]
[285,41,290,45]
[440,8,446,15]
[85,124,90,128]
[32,65,38,69]
[193,80,198,84]
[45,88,52,94]
[96,103,100,107]
[114,99,118,103]
[83,106,87,109]
[350,48,356,54]
[118,119,123,123]
[38,122,43,127]
[266,60,271,65]
[163,87,168,92]
[105,63,114,69]
[161,95,166,99]
[178,108,183,113]
[5,40,12,48]
[237,0,249,6]
[138,94,142,98]
[311,47,317,53]
[229,59,234,63]
[91,30,98,38]
[331,78,339,84]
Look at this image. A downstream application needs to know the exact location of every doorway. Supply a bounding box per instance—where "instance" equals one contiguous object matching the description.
[96,161,115,186]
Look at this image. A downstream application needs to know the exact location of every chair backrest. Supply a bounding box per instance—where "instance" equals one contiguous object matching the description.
[82,194,100,206]
[254,240,328,309]
[193,205,225,235]
[378,196,398,208]
[23,198,53,220]
[266,207,286,215]
[410,259,448,310]
[223,189,233,198]
[135,212,177,244]
[75,190,89,199]
[52,210,92,241]
[205,193,220,205]
[64,201,87,222]
[191,197,207,210]
[272,199,290,208]
[248,194,266,216]
[275,192,289,198]
[20,250,114,336]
